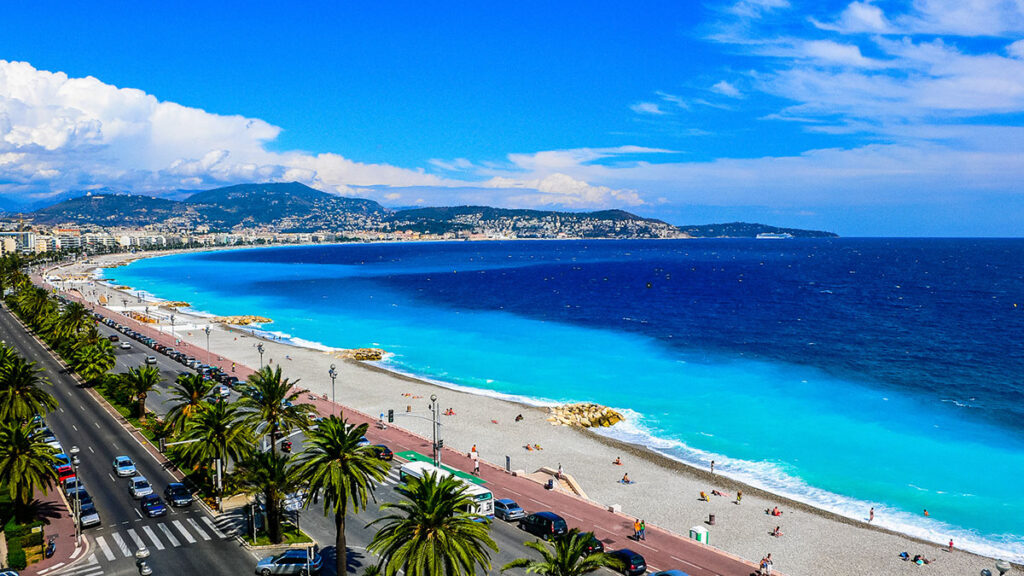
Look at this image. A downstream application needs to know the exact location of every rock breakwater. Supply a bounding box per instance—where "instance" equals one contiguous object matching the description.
[547,403,623,428]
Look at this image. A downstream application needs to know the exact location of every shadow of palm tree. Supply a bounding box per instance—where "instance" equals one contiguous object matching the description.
[26,497,64,524]
[316,546,369,575]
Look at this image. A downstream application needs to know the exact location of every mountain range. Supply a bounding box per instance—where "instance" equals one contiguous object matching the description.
[23,182,837,239]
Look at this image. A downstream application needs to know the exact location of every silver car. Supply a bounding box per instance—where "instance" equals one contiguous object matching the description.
[128,476,153,499]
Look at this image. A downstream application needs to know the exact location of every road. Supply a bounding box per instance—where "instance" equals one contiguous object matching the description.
[0,305,258,576]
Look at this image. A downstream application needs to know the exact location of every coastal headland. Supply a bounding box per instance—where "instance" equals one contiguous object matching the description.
[46,250,1021,576]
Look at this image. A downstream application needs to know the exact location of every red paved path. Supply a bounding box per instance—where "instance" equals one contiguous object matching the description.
[53,280,762,576]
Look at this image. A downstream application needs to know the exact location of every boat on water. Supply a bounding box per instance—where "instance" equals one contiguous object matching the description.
[756,232,794,239]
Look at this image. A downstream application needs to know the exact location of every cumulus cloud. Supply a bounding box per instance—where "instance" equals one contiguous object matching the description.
[711,80,743,97]
[630,102,667,115]
[484,173,644,207]
[0,60,447,201]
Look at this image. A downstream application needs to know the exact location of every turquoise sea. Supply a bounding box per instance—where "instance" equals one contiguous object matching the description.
[105,239,1024,560]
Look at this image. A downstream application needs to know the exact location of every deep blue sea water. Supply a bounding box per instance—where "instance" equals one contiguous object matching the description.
[107,239,1024,559]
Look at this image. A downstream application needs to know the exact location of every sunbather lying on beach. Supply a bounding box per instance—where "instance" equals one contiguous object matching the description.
[771,526,783,537]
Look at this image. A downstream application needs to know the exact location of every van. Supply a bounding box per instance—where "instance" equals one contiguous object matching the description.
[518,511,568,540]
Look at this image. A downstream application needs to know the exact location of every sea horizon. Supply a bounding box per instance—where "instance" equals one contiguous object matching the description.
[104,238,1024,561]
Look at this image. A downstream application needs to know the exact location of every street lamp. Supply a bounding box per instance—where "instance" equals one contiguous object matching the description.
[204,325,211,365]
[430,394,442,467]
[257,343,265,369]
[122,298,128,311]
[328,364,337,411]
[137,291,142,303]
[170,314,175,340]
[69,445,81,544]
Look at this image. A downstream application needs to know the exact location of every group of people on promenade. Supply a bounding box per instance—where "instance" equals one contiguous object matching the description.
[632,518,647,540]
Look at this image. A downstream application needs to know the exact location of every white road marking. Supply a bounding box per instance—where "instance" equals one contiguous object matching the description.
[134,508,143,519]
[187,518,211,540]
[94,535,115,561]
[172,519,196,543]
[111,531,131,557]
[127,528,145,549]
[159,523,181,547]
[72,424,78,431]
[70,544,81,559]
[59,408,65,413]
[88,446,95,454]
[108,473,116,482]
[142,525,165,550]
[38,561,64,573]
[201,516,226,538]
[94,421,100,429]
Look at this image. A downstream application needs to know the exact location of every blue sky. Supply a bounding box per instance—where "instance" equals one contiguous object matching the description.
[1,1,1023,235]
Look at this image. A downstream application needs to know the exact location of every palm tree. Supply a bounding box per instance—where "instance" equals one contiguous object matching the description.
[501,529,624,576]
[120,366,162,421]
[0,421,57,521]
[178,401,253,502]
[72,339,116,385]
[54,301,92,341]
[236,451,301,544]
[238,365,314,455]
[165,373,215,433]
[294,416,389,576]
[0,356,58,422]
[368,471,497,576]
[17,286,54,328]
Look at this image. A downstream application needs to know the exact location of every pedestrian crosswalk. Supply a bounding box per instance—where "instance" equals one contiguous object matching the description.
[377,468,401,487]
[89,514,230,563]
[51,553,102,576]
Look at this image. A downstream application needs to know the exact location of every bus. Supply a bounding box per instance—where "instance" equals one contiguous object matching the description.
[398,461,494,519]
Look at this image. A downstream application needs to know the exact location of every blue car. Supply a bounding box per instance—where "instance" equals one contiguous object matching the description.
[255,548,322,575]
[494,498,525,521]
[139,494,167,517]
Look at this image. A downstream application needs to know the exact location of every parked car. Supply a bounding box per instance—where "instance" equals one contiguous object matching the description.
[52,453,70,468]
[494,498,526,521]
[581,532,605,554]
[119,341,131,350]
[139,494,167,517]
[112,456,137,477]
[608,549,647,576]
[56,464,76,483]
[370,445,393,461]
[518,511,568,540]
[79,501,101,527]
[255,548,323,575]
[164,483,193,507]
[62,477,82,495]
[128,476,153,499]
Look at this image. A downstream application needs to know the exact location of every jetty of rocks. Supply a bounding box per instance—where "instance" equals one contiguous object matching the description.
[546,403,623,428]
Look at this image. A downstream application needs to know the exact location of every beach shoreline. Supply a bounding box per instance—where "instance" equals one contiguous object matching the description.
[46,250,1021,576]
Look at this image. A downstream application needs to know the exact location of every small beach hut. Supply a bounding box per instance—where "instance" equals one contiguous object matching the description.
[689,526,709,544]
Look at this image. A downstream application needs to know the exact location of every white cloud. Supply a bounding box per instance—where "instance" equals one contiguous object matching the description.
[1008,39,1024,58]
[0,60,448,200]
[728,0,790,19]
[630,102,667,115]
[812,1,893,33]
[485,173,644,208]
[711,80,743,97]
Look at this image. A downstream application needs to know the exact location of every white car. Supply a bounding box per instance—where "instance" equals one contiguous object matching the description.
[144,356,157,365]
[213,385,230,399]
[79,501,101,527]
[112,456,136,477]
[128,476,153,499]
[120,341,131,350]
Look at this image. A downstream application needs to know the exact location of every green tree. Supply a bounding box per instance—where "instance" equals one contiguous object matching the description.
[165,373,215,433]
[120,366,162,421]
[368,471,497,576]
[72,339,116,385]
[294,416,389,576]
[53,301,92,341]
[0,422,57,521]
[501,529,624,576]
[16,286,54,328]
[238,365,314,456]
[0,355,58,422]
[178,401,253,502]
[236,451,300,544]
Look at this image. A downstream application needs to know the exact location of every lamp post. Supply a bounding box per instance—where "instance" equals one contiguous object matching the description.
[137,291,142,303]
[204,325,211,365]
[257,343,265,369]
[170,313,175,340]
[328,364,337,412]
[430,394,441,467]
[122,298,128,311]
[69,445,81,544]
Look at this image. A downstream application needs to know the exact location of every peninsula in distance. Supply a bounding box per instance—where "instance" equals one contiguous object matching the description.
[21,182,837,241]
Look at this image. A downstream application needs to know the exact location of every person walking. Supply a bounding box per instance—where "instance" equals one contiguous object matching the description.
[948,539,954,553]
[557,463,563,479]
[869,507,874,522]
[473,458,480,475]
[632,519,640,540]
[710,460,715,474]
[737,490,743,504]
[639,519,646,540]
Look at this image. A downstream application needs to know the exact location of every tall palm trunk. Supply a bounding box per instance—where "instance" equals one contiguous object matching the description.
[335,510,346,576]
[138,394,147,421]
[266,489,282,543]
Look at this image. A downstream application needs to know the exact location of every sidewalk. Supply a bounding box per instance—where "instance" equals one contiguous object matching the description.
[22,488,86,576]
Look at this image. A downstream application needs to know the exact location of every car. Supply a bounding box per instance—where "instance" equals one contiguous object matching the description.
[112,456,137,477]
[518,511,568,540]
[144,356,157,365]
[581,532,605,554]
[370,445,393,461]
[164,483,193,507]
[108,334,119,342]
[43,435,62,451]
[607,549,647,576]
[56,464,76,483]
[63,477,82,495]
[79,501,101,527]
[128,476,153,499]
[493,498,526,521]
[119,341,131,350]
[139,494,167,517]
[255,548,323,575]
[52,453,70,468]
[213,385,231,399]
[356,436,370,447]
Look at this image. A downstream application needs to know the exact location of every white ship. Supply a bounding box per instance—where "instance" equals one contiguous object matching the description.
[756,232,794,239]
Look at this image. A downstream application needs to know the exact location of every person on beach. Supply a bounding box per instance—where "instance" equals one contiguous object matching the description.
[771,526,783,537]
[869,507,874,522]
[613,456,622,465]
[557,463,563,479]
[736,490,743,504]
[948,539,954,552]
[621,473,631,484]
[471,444,477,454]
[710,460,715,474]
[700,491,709,502]
[515,413,523,422]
